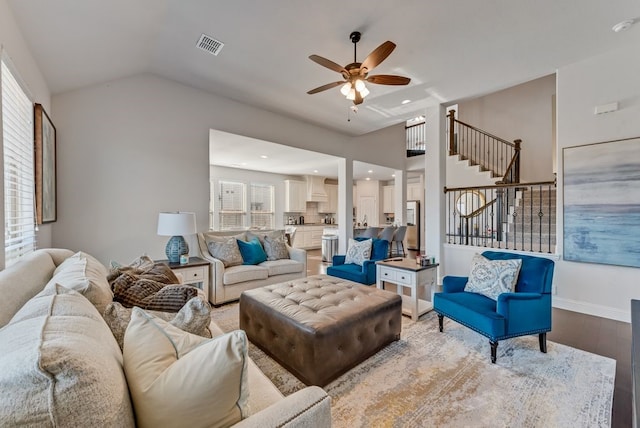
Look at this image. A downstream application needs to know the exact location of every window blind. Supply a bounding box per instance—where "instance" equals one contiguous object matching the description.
[2,58,36,266]
[249,183,274,229]
[219,180,245,230]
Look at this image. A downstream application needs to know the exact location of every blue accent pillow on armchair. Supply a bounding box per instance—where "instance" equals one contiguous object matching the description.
[237,238,267,265]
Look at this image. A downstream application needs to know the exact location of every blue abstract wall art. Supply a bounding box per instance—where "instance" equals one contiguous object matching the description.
[563,137,640,268]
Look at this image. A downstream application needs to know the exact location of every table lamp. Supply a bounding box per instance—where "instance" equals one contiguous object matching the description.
[157,212,197,263]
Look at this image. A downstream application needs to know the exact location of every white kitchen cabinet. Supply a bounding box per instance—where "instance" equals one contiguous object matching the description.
[318,184,338,213]
[383,185,395,213]
[310,227,324,248]
[408,182,423,201]
[284,180,306,212]
[292,225,323,249]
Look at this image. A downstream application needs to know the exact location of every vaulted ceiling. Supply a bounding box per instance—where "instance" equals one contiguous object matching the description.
[8,0,640,136]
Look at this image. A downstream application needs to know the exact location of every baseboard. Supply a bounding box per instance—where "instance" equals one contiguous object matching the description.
[553,296,630,323]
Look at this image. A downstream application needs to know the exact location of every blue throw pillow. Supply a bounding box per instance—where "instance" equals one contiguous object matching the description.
[237,238,267,265]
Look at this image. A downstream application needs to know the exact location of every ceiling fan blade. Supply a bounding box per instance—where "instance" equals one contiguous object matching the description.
[307,81,344,95]
[366,75,411,85]
[360,41,396,72]
[309,55,348,76]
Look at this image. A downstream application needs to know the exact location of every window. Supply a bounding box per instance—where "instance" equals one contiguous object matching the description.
[218,180,245,230]
[249,183,274,229]
[1,57,36,267]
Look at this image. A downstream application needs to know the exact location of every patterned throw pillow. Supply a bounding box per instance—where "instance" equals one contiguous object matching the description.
[345,238,372,266]
[464,254,523,300]
[207,237,243,267]
[263,235,290,261]
[103,297,212,349]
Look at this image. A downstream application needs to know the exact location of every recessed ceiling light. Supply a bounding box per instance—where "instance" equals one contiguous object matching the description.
[612,19,635,33]
[368,170,373,173]
[401,99,411,105]
[260,155,268,159]
[366,177,371,181]
[241,162,247,166]
[391,174,396,177]
[313,170,319,173]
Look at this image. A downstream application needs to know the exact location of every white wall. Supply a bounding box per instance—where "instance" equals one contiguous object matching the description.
[458,74,556,183]
[443,42,640,322]
[51,73,407,265]
[553,41,640,322]
[0,0,53,258]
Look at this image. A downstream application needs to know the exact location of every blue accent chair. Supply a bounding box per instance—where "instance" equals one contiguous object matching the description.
[434,251,555,363]
[326,238,389,285]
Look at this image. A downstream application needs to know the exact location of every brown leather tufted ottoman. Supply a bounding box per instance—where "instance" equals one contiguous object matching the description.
[239,274,402,386]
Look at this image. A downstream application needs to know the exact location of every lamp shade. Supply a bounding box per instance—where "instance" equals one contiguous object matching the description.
[157,212,197,236]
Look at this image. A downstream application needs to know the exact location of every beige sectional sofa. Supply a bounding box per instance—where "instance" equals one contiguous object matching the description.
[0,248,330,427]
[198,230,307,305]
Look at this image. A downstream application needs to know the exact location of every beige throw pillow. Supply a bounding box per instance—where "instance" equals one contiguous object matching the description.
[263,235,290,261]
[207,237,243,267]
[123,308,250,428]
[45,251,113,315]
[0,284,134,427]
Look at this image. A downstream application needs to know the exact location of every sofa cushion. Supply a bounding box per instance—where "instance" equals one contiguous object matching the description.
[223,265,269,285]
[123,308,250,428]
[103,297,212,349]
[207,236,244,267]
[464,253,522,300]
[0,284,134,427]
[345,238,372,266]
[238,237,268,265]
[45,251,113,315]
[263,235,290,261]
[0,250,57,328]
[326,263,366,284]
[261,259,304,276]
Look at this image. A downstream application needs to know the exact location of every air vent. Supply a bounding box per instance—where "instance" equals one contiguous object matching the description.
[196,34,224,56]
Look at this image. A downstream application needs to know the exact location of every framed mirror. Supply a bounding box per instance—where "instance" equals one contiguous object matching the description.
[455,190,485,218]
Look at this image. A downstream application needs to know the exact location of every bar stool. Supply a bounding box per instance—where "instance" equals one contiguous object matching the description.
[391,226,407,257]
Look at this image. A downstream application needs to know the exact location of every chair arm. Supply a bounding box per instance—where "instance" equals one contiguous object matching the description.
[332,255,346,265]
[233,386,331,428]
[197,250,225,305]
[496,293,549,331]
[442,276,468,293]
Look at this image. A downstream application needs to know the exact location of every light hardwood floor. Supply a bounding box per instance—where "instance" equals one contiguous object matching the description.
[306,249,631,427]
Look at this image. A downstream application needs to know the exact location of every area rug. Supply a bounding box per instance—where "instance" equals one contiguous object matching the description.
[211,304,615,428]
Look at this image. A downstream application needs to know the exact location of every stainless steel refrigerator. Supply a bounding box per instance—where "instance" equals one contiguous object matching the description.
[406,200,420,251]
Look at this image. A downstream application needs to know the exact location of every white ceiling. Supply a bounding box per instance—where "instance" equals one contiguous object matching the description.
[210,129,397,181]
[8,0,640,137]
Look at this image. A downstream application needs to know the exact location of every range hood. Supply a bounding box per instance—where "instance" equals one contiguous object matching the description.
[305,175,328,202]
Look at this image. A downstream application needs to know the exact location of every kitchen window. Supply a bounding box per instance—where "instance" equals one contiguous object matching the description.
[249,183,274,229]
[218,180,245,230]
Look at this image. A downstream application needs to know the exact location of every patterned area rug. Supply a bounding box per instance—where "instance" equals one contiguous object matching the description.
[211,304,615,428]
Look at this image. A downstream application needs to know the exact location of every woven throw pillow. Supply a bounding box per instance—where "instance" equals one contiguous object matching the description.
[464,253,523,300]
[207,237,243,267]
[104,297,212,349]
[345,238,372,266]
[123,308,250,428]
[263,235,290,261]
[237,237,268,265]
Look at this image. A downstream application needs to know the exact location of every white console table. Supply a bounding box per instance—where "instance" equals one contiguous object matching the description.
[376,259,439,321]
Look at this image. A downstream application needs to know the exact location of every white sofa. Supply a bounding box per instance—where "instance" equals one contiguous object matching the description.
[198,230,307,305]
[0,248,330,427]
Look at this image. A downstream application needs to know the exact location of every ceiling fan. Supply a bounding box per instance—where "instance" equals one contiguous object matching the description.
[307,31,410,105]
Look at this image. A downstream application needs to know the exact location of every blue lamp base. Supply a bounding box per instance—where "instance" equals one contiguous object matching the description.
[165,235,189,263]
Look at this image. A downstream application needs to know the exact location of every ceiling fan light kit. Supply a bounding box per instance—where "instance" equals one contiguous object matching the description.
[307,31,410,106]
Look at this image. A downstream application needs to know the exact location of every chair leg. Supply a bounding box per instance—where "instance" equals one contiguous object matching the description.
[539,333,547,353]
[399,241,405,257]
[437,314,444,332]
[490,341,498,363]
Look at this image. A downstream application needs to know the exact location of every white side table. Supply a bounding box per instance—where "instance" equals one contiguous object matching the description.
[156,257,210,302]
[376,259,439,321]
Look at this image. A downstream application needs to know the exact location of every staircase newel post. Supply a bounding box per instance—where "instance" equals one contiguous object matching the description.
[448,110,456,156]
[513,139,522,184]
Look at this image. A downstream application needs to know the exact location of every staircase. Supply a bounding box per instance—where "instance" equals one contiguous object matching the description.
[503,187,557,253]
